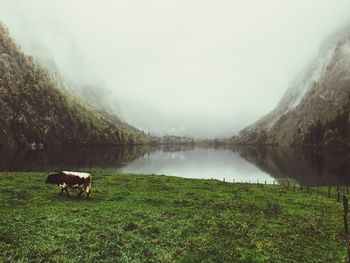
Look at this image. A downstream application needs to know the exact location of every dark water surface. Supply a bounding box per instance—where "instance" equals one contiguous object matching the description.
[1,145,350,186]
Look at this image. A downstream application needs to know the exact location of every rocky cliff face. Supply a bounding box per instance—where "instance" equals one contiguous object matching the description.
[0,24,147,149]
[235,27,350,149]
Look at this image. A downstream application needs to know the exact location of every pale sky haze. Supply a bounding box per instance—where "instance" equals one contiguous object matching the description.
[1,0,350,138]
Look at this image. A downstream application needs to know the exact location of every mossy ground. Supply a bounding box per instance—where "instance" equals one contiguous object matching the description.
[0,172,347,262]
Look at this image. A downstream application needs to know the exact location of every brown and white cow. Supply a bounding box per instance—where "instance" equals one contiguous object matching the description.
[45,171,92,198]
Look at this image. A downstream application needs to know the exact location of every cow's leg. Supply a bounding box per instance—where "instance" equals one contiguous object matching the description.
[86,189,91,199]
[64,188,70,197]
[58,184,65,195]
[77,189,84,197]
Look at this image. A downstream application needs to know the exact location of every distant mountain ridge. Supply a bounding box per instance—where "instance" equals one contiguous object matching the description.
[235,26,350,149]
[0,23,148,149]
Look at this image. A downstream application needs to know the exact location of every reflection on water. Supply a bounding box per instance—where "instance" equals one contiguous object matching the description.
[119,148,273,183]
[0,146,150,172]
[235,146,350,186]
[1,145,350,186]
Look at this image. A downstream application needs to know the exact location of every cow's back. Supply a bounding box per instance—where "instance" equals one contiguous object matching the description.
[61,171,92,192]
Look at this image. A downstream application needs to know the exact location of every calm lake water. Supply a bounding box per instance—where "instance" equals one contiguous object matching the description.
[118,148,273,183]
[1,145,350,186]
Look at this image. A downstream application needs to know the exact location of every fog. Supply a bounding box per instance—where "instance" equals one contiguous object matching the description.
[1,0,350,138]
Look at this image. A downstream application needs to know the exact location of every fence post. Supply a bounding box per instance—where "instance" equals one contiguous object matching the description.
[344,195,349,212]
[345,216,349,241]
[344,214,349,239]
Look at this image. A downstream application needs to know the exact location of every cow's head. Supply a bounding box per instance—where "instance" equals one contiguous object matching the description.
[45,172,61,184]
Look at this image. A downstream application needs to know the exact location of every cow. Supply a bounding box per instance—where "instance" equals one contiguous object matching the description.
[45,171,92,198]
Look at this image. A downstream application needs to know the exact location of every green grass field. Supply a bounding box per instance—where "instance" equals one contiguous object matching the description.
[0,172,347,262]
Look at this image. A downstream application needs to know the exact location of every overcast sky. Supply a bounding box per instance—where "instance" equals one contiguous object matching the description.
[1,0,350,138]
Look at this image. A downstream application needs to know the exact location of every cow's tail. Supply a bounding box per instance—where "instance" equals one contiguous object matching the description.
[85,176,92,197]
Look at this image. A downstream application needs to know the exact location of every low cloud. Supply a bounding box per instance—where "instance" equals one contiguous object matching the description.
[1,0,350,138]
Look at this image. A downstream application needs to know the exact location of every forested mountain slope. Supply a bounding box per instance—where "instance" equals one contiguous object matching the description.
[235,27,350,149]
[0,23,147,149]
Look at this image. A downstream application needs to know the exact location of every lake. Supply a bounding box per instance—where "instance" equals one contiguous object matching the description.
[118,148,274,183]
[1,145,350,186]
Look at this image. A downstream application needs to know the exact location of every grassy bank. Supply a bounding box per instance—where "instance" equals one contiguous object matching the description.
[0,172,347,262]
